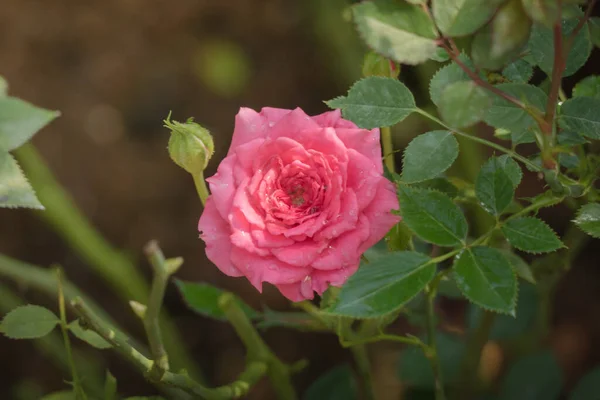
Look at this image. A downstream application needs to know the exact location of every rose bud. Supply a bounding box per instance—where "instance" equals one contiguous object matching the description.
[164,115,214,176]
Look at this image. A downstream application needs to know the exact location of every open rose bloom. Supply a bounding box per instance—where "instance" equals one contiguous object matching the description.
[198,107,400,301]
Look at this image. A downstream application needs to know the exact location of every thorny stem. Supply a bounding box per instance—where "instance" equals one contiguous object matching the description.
[71,297,268,400]
[415,108,541,171]
[56,268,86,400]
[381,126,396,174]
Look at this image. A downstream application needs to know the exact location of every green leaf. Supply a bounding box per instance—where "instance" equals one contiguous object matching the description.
[352,0,437,65]
[0,76,7,97]
[557,130,588,146]
[502,250,536,284]
[398,333,466,388]
[589,17,600,48]
[124,397,165,400]
[432,0,504,37]
[429,54,474,106]
[500,351,562,400]
[303,365,357,400]
[325,77,416,129]
[328,252,435,318]
[401,130,459,183]
[105,371,117,400]
[559,97,600,140]
[502,217,563,253]
[0,305,59,339]
[40,391,76,400]
[573,203,600,239]
[529,18,592,77]
[557,153,579,169]
[386,220,414,252]
[440,81,493,128]
[0,97,59,151]
[413,177,459,199]
[475,156,515,215]
[453,246,517,314]
[0,152,44,209]
[468,281,538,340]
[522,0,560,27]
[497,155,523,188]
[483,83,547,135]
[502,59,534,83]
[471,0,532,71]
[572,75,600,99]
[362,51,399,78]
[68,319,112,349]
[175,280,258,321]
[398,186,468,246]
[570,366,600,400]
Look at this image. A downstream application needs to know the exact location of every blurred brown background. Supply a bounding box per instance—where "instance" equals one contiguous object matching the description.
[0,1,599,399]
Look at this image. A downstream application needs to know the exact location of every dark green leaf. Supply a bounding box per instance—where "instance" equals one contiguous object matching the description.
[412,177,459,199]
[559,97,600,140]
[570,366,600,400]
[0,152,44,209]
[484,83,547,134]
[512,129,537,145]
[471,0,532,71]
[573,203,600,239]
[175,280,258,321]
[429,53,474,106]
[502,250,536,284]
[502,59,534,83]
[589,17,600,47]
[401,130,459,183]
[105,371,117,400]
[475,156,515,215]
[398,333,466,388]
[40,391,75,400]
[440,81,493,128]
[432,0,505,37]
[557,130,588,146]
[0,305,59,339]
[326,77,416,129]
[572,75,600,99]
[398,186,468,246]
[497,155,523,188]
[468,282,537,340]
[352,0,437,65]
[500,351,562,400]
[529,18,592,77]
[0,97,59,151]
[502,217,563,253]
[557,153,579,169]
[328,252,435,318]
[303,365,357,400]
[68,319,112,349]
[453,246,517,314]
[386,220,414,251]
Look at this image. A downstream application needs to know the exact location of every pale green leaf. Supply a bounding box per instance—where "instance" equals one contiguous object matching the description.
[0,152,44,209]
[483,83,547,134]
[328,252,435,318]
[429,53,474,106]
[175,280,258,321]
[500,351,562,400]
[570,366,600,400]
[572,75,600,99]
[0,76,7,97]
[440,81,492,128]
[401,130,459,183]
[398,186,468,246]
[522,0,560,27]
[303,365,357,400]
[529,18,592,77]
[475,156,515,215]
[0,97,59,151]
[502,217,563,253]
[0,305,59,339]
[433,0,504,37]
[68,319,112,349]
[559,96,600,140]
[573,203,600,239]
[105,370,118,400]
[353,0,437,65]
[453,246,517,314]
[503,59,534,83]
[326,77,416,129]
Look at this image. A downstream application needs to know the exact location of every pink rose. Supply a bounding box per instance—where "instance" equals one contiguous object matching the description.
[198,107,400,301]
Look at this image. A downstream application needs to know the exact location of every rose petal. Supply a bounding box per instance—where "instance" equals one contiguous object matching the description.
[312,215,370,270]
[260,107,292,126]
[251,229,295,248]
[198,197,243,277]
[359,179,401,253]
[271,240,328,267]
[314,189,359,241]
[346,149,381,210]
[267,108,321,140]
[228,108,268,154]
[232,177,265,229]
[275,282,310,302]
[312,266,359,295]
[335,128,383,173]
[230,247,310,291]
[206,154,238,220]
[311,109,357,129]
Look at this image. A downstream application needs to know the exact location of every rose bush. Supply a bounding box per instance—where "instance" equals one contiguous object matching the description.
[198,107,399,301]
